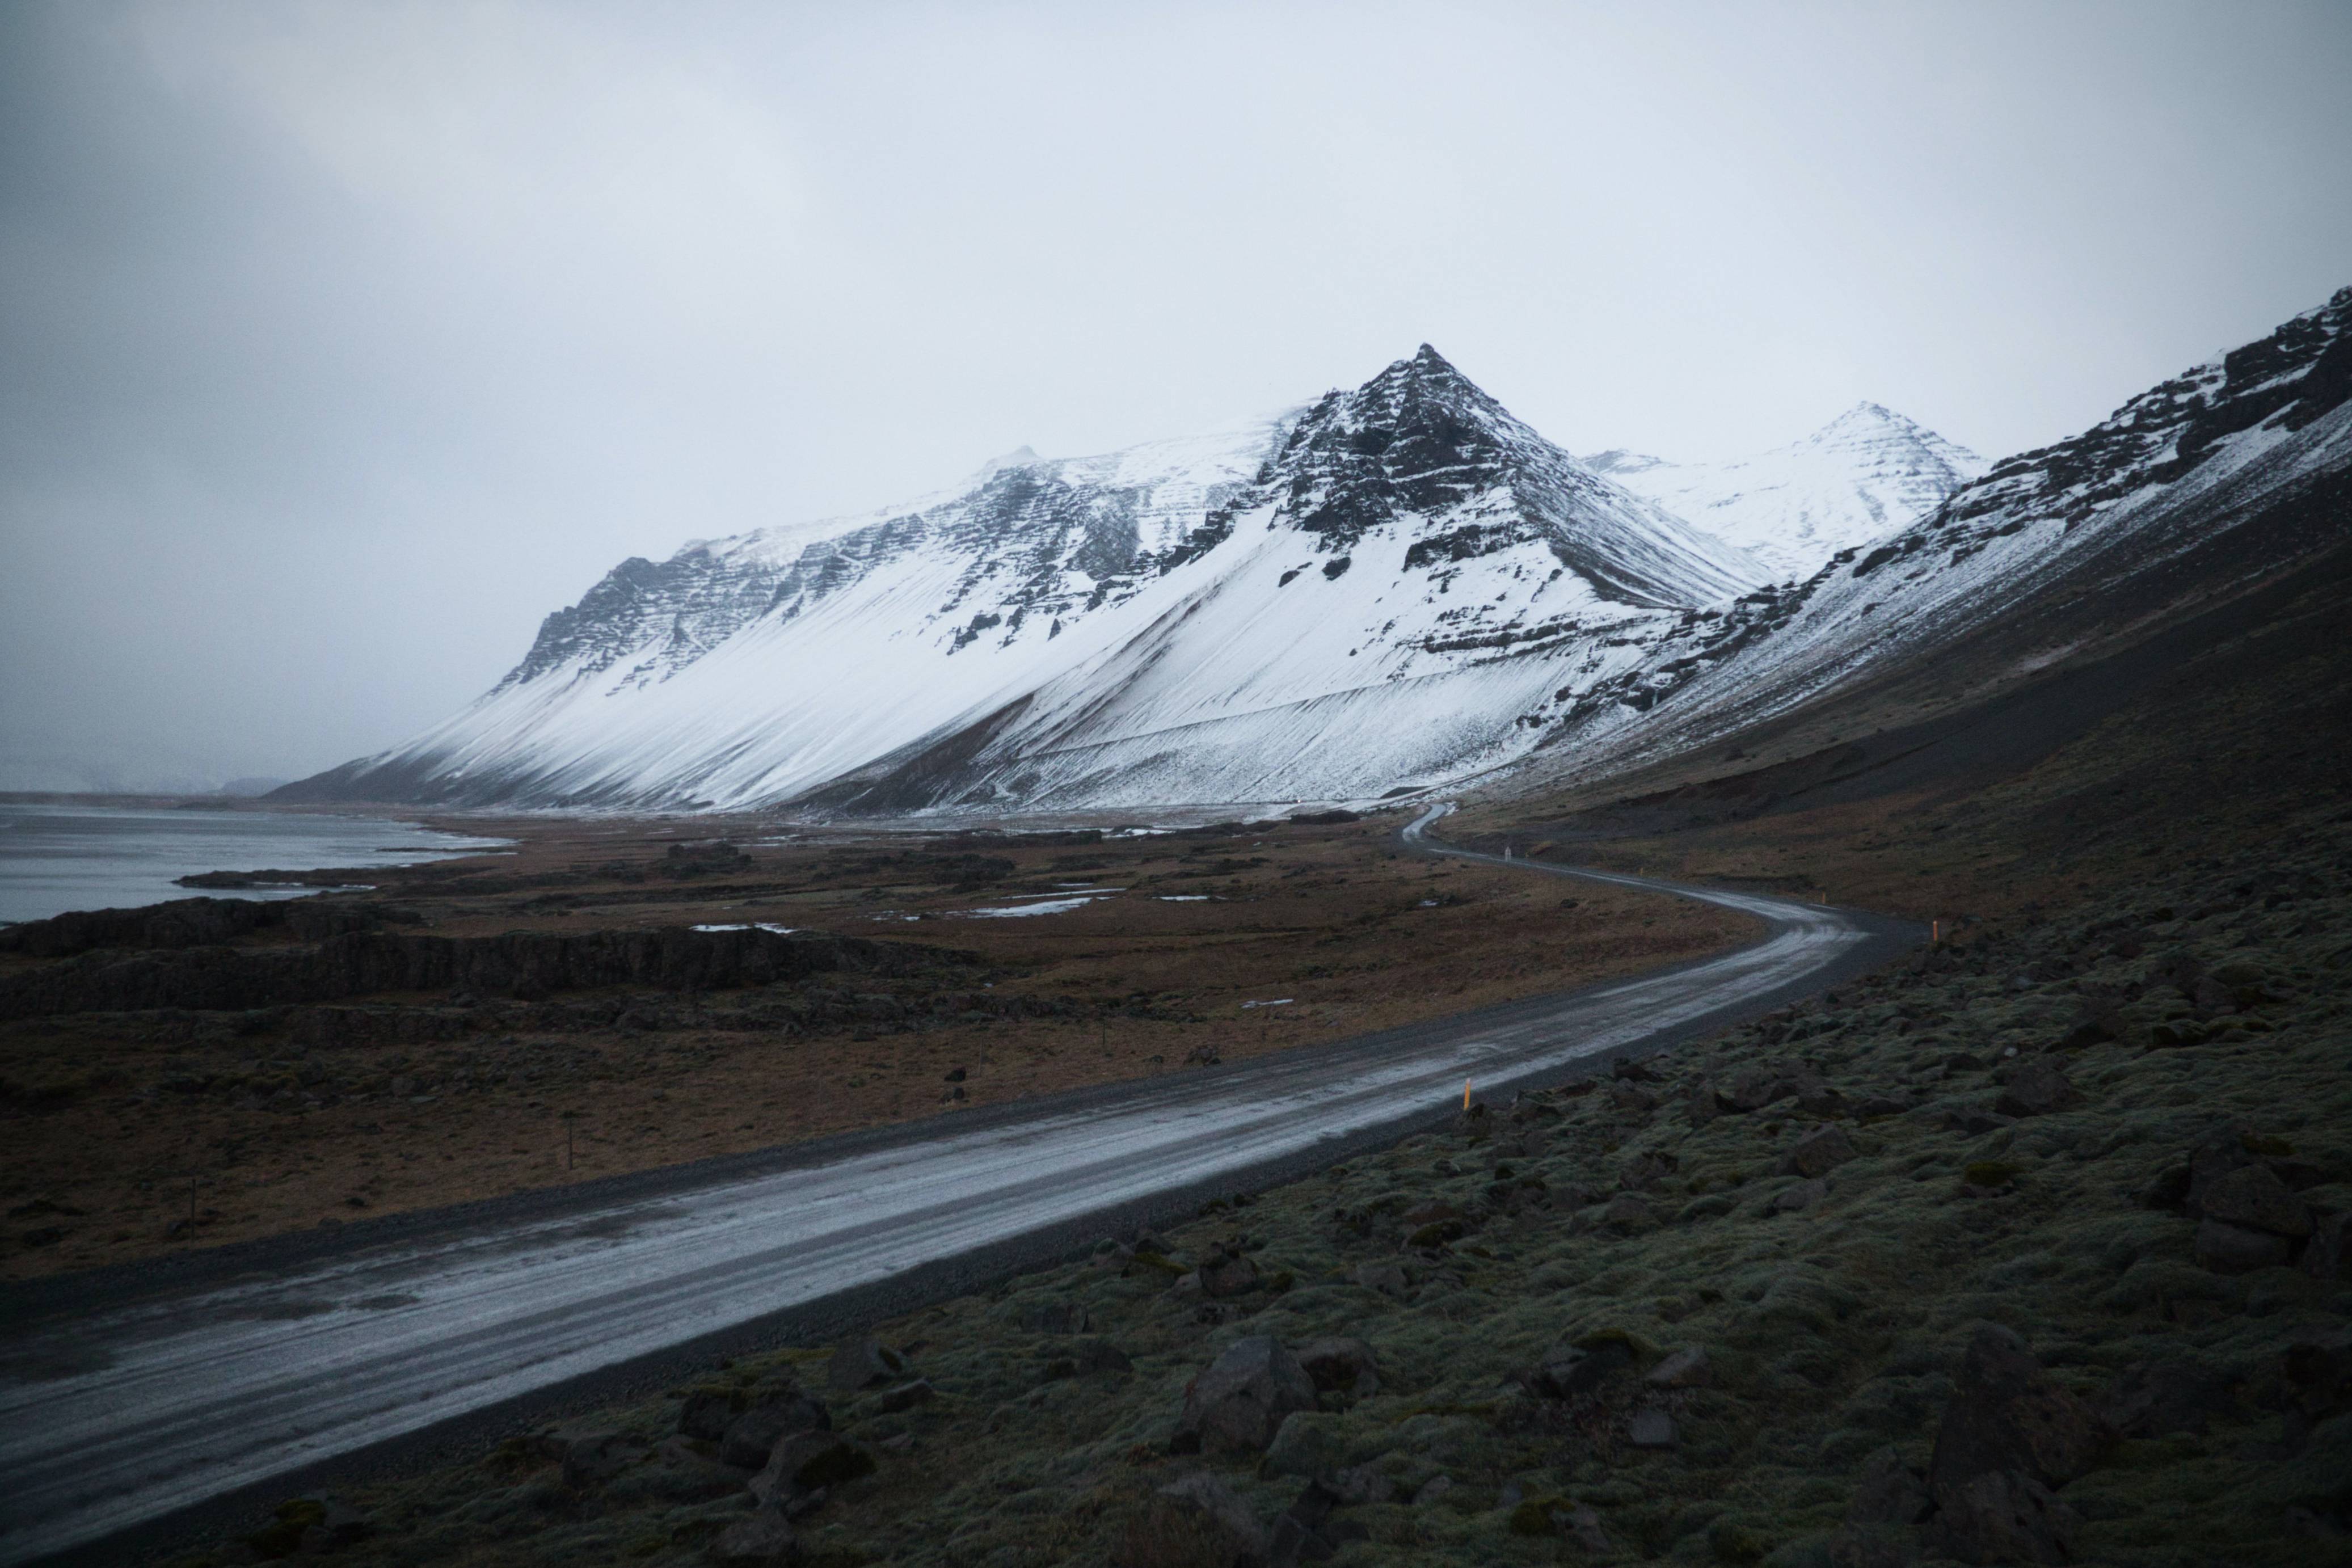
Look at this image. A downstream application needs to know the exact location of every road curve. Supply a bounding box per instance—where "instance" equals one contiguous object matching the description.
[0,806,1913,1564]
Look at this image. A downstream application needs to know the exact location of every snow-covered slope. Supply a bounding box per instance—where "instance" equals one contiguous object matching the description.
[284,289,2352,816]
[1584,404,1984,582]
[1504,287,2352,793]
[283,348,1767,812]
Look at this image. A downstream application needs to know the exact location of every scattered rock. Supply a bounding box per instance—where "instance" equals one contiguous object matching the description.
[1927,1326,2108,1563]
[1270,1509,1337,1565]
[2101,1359,2239,1438]
[1856,1095,1909,1120]
[2304,1211,2350,1281]
[1933,1468,2080,1566]
[1564,1504,1611,1553]
[2194,1217,2292,1274]
[871,1378,934,1414]
[1292,1337,1380,1397]
[1072,1338,1135,1376]
[708,1500,795,1566]
[1608,1082,1658,1115]
[1021,1301,1090,1335]
[1768,1179,1828,1214]
[719,1394,830,1469]
[749,1432,872,1509]
[1600,1193,1656,1233]
[826,1339,907,1394]
[1846,1446,1932,1526]
[557,1430,648,1490]
[1325,1463,1395,1506]
[1782,1123,1858,1178]
[1993,1063,2081,1118]
[1121,1473,1268,1568]
[2198,1164,2312,1238]
[1522,1337,1633,1400]
[1626,1407,1678,1448]
[1261,1411,1348,1480]
[1200,1249,1261,1299]
[2281,1329,2352,1422]
[1178,1335,1320,1453]
[1717,1067,1821,1115]
[1620,1150,1679,1189]
[1645,1346,1711,1389]
[677,1386,742,1443]
[1351,1261,1408,1297]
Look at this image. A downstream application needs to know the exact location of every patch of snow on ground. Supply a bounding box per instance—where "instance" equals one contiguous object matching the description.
[959,895,1108,918]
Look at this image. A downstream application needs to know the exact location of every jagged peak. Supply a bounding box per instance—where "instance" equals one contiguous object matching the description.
[1811,401,1919,439]
[1580,448,1671,477]
[972,445,1043,482]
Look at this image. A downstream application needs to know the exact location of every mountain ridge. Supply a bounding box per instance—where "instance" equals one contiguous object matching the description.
[279,292,2351,816]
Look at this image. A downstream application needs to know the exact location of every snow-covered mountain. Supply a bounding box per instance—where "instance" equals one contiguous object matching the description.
[1498,286,2352,795]
[283,290,2352,816]
[283,348,1768,812]
[1583,404,1985,581]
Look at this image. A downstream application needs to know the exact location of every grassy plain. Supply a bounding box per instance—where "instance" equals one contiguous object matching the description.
[0,813,1747,1280]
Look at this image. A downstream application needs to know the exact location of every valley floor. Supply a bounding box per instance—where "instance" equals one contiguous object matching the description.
[0,812,1747,1282]
[138,795,2352,1568]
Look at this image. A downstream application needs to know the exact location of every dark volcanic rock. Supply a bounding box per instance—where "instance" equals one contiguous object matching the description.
[749,1431,872,1508]
[677,1387,742,1443]
[1521,1337,1633,1400]
[1123,1473,1268,1568]
[1993,1063,2080,1118]
[2304,1211,2351,1281]
[1178,1336,1318,1453]
[2101,1359,2239,1438]
[2194,1218,2292,1274]
[0,926,972,1020]
[1931,1327,2109,1488]
[1847,1446,1932,1527]
[556,1430,648,1490]
[827,1339,907,1394]
[1199,1249,1261,1299]
[720,1394,831,1469]
[0,896,411,959]
[1781,1123,1858,1178]
[1292,1337,1380,1397]
[709,1501,795,1566]
[1927,1326,2108,1563]
[2198,1164,2312,1238]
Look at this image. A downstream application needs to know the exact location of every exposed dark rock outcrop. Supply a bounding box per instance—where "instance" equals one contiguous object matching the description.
[0,926,975,1020]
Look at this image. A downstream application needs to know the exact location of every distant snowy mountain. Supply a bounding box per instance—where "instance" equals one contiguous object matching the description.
[282,348,1765,812]
[1584,403,1984,581]
[283,290,2352,816]
[1503,287,2352,793]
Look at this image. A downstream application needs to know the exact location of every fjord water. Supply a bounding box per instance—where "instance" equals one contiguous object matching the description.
[0,802,508,924]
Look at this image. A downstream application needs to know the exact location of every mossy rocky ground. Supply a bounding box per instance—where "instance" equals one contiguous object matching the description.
[173,812,2352,1568]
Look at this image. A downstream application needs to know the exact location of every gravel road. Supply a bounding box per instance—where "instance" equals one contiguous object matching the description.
[0,806,1912,1563]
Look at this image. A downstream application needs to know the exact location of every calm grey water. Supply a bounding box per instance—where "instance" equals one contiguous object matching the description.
[0,803,511,924]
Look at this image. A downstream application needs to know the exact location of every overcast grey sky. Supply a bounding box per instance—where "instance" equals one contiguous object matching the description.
[3,1,2348,791]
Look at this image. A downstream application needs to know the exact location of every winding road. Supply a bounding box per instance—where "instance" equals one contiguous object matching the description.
[0,806,1912,1564]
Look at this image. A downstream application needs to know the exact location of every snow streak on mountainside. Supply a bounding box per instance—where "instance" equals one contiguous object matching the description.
[283,349,1766,812]
[1506,286,2352,793]
[1584,404,1985,581]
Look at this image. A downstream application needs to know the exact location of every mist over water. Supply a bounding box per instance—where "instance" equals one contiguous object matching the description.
[0,803,508,924]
